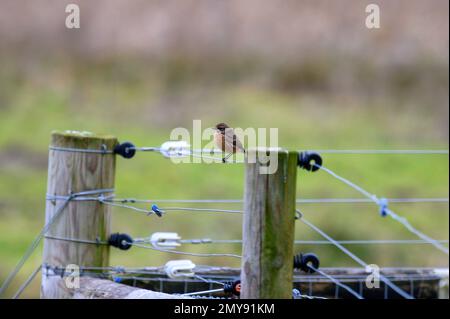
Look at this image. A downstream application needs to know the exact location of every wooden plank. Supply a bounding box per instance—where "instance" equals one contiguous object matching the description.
[241,149,298,298]
[41,131,118,298]
[73,278,191,299]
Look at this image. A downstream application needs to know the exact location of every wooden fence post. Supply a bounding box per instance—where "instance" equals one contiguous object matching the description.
[241,149,298,299]
[41,131,118,298]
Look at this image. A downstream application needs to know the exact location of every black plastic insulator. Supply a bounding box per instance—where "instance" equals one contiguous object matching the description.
[108,233,133,250]
[293,252,320,273]
[223,279,241,296]
[298,151,322,172]
[114,142,136,159]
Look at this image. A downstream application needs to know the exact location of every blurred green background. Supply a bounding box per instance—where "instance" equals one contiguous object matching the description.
[0,0,448,298]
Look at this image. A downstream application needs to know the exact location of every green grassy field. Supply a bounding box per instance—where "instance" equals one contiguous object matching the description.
[0,60,448,298]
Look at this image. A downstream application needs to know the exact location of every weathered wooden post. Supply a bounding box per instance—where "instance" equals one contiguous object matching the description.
[241,149,298,299]
[41,131,117,298]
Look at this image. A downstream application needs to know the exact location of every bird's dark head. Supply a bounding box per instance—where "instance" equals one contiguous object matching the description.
[214,123,229,133]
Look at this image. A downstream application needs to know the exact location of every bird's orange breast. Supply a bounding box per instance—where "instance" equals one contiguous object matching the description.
[214,131,226,152]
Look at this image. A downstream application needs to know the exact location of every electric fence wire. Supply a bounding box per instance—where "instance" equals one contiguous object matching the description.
[38,262,445,300]
[295,293,328,300]
[129,242,242,259]
[193,274,226,286]
[181,288,226,296]
[179,275,226,297]
[45,195,449,217]
[43,193,450,250]
[128,145,450,162]
[49,144,450,156]
[41,263,229,298]
[46,194,245,216]
[298,213,414,299]
[104,197,449,205]
[303,149,449,155]
[131,146,245,163]
[42,264,445,282]
[136,236,449,246]
[306,264,363,299]
[40,191,445,298]
[314,164,449,255]
[12,264,42,299]
[130,146,450,156]
[8,144,449,298]
[44,235,109,246]
[0,188,114,298]
[179,239,449,246]
[41,231,448,276]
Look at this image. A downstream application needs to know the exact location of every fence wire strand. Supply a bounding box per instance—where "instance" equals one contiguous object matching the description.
[315,164,449,255]
[298,214,415,299]
[5,144,449,298]
[0,189,114,298]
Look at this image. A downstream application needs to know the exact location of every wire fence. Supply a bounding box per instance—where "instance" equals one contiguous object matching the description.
[1,144,448,299]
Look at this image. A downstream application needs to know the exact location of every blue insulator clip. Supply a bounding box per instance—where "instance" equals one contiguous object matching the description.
[379,198,389,217]
[151,204,163,217]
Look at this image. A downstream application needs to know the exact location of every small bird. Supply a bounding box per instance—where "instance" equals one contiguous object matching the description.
[213,123,245,163]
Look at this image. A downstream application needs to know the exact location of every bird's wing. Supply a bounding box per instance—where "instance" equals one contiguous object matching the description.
[224,128,245,152]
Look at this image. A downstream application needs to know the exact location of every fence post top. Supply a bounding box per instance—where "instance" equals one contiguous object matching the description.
[51,130,116,140]
[50,130,118,151]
